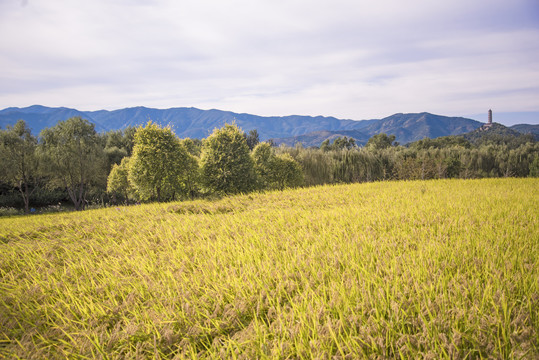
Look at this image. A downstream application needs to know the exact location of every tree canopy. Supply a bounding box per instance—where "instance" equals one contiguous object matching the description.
[39,117,106,210]
[0,120,40,213]
[252,142,303,190]
[366,133,397,150]
[200,123,256,195]
[107,156,133,204]
[128,121,194,202]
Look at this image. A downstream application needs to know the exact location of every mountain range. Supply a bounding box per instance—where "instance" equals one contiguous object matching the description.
[1,105,537,146]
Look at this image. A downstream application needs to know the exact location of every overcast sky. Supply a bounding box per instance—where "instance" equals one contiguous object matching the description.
[1,0,538,124]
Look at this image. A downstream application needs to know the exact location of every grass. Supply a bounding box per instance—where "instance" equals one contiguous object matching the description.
[0,178,538,359]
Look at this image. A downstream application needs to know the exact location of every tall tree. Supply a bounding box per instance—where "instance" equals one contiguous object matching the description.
[252,142,274,189]
[200,123,256,194]
[366,133,397,150]
[107,157,133,204]
[128,121,194,202]
[270,153,304,190]
[39,117,106,211]
[245,129,260,151]
[0,120,40,213]
[252,142,303,190]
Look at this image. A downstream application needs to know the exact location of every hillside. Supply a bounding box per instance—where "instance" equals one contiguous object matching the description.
[0,105,109,133]
[1,179,537,358]
[460,122,535,145]
[362,112,480,142]
[271,129,371,147]
[0,105,371,141]
[4,106,539,145]
[510,124,539,140]
[272,112,483,146]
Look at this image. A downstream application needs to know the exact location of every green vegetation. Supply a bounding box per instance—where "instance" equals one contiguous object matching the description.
[128,122,195,202]
[0,178,537,358]
[107,157,133,204]
[39,117,107,211]
[200,123,257,195]
[1,117,539,213]
[279,135,539,187]
[0,120,40,213]
[252,142,304,190]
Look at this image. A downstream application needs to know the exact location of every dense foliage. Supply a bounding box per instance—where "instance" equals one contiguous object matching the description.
[0,120,40,213]
[0,117,538,213]
[39,117,107,211]
[128,122,195,202]
[280,136,539,187]
[200,124,257,195]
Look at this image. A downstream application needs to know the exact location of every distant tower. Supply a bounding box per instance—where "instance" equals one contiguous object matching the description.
[488,109,492,125]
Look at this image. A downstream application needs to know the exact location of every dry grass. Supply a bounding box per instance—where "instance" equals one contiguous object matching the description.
[1,178,538,359]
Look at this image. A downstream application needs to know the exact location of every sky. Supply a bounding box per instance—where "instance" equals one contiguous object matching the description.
[1,0,538,125]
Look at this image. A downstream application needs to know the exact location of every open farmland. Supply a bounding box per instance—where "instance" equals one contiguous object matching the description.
[1,178,538,359]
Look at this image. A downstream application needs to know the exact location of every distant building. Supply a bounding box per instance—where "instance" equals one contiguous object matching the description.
[480,109,493,130]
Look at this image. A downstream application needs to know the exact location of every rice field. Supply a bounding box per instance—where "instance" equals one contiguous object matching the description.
[0,178,538,359]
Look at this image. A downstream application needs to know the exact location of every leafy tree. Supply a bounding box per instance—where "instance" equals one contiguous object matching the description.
[102,127,137,171]
[410,136,471,150]
[180,138,203,157]
[366,133,397,150]
[252,142,274,189]
[332,136,356,150]
[39,117,106,211]
[183,153,201,199]
[0,120,40,213]
[320,139,330,152]
[128,121,193,202]
[529,155,539,177]
[245,129,260,151]
[200,123,256,194]
[104,146,128,170]
[104,126,137,156]
[270,153,304,190]
[178,138,202,199]
[253,142,303,190]
[107,157,133,204]
[444,154,462,178]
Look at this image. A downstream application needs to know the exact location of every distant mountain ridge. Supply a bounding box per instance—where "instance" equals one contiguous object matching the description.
[271,112,483,146]
[1,105,535,145]
[0,105,373,141]
[509,124,539,140]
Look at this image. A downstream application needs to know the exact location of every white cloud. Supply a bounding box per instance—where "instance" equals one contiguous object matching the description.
[0,0,538,121]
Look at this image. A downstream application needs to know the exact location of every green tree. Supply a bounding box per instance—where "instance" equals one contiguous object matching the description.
[128,122,193,202]
[39,117,106,211]
[102,127,137,171]
[332,136,356,150]
[200,123,256,194]
[107,157,133,204]
[0,120,40,213]
[366,133,397,150]
[253,143,304,190]
[270,153,304,190]
[180,138,203,157]
[320,139,330,152]
[245,129,260,151]
[528,155,539,177]
[252,142,275,189]
[444,156,462,178]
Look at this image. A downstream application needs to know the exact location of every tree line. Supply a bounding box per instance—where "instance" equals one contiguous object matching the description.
[279,133,539,186]
[1,117,538,214]
[0,118,302,213]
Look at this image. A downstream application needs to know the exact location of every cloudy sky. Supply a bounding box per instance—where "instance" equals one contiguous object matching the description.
[1,0,538,124]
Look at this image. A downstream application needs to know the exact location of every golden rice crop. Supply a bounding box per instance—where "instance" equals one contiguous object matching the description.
[0,178,538,359]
